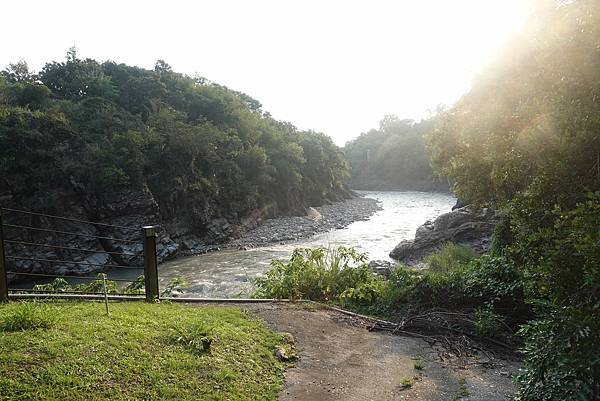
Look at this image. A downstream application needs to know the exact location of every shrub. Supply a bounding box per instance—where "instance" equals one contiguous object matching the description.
[515,304,600,401]
[473,307,503,337]
[254,246,383,308]
[0,302,57,332]
[380,254,528,317]
[461,255,526,311]
[424,243,476,273]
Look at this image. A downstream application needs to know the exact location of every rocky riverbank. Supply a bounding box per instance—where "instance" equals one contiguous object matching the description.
[226,196,382,249]
[389,204,499,264]
[3,191,381,282]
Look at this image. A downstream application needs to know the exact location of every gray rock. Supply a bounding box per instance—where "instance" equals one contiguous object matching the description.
[389,205,499,264]
[368,260,394,277]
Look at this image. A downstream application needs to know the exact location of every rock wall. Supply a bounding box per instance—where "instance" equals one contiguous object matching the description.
[2,183,353,282]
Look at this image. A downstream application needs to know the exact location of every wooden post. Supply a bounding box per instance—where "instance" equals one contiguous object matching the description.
[142,226,159,302]
[0,213,8,302]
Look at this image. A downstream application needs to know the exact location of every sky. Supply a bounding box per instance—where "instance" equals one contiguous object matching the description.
[0,0,531,145]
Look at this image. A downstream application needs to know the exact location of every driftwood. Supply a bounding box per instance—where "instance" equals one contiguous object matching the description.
[365,308,518,364]
[307,301,519,364]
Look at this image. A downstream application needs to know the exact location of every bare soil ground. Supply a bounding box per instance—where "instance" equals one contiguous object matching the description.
[241,303,520,401]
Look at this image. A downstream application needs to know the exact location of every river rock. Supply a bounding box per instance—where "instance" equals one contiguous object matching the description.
[306,207,322,221]
[368,260,394,277]
[389,205,499,264]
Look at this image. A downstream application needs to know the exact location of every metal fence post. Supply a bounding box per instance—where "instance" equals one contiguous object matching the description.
[0,213,9,302]
[142,226,159,302]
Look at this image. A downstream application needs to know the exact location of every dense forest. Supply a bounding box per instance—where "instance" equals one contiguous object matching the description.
[0,52,350,242]
[428,0,599,399]
[343,115,447,191]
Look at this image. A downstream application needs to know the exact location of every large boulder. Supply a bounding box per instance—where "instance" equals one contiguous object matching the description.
[389,205,499,264]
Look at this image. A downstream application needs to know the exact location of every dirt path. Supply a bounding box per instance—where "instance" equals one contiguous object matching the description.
[241,303,519,401]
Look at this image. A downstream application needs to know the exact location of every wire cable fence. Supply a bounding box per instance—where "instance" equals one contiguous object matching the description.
[0,207,159,302]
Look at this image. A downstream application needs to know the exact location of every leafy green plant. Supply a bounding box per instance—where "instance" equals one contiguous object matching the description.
[473,307,502,337]
[123,275,145,294]
[461,255,526,311]
[413,360,425,370]
[161,277,188,297]
[0,302,57,332]
[400,377,413,389]
[33,278,70,292]
[73,276,118,294]
[254,246,382,308]
[515,303,600,401]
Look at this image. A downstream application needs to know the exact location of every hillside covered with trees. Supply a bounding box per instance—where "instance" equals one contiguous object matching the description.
[430,0,599,399]
[0,52,351,245]
[343,115,447,192]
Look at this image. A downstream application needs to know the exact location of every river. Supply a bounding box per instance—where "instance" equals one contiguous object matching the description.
[153,191,455,298]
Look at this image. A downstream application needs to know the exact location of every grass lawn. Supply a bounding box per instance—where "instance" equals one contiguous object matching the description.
[0,301,289,401]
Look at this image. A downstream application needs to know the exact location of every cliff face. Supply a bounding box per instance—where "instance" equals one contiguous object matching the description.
[1,181,352,282]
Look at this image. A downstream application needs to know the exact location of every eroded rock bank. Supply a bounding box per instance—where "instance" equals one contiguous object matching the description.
[3,188,379,282]
[389,204,499,264]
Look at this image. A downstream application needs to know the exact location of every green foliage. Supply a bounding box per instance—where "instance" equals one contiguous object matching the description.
[400,377,413,389]
[426,2,599,398]
[473,307,503,337]
[461,255,525,311]
[257,246,526,322]
[0,55,350,229]
[34,275,120,294]
[343,115,447,191]
[424,243,476,273]
[161,277,188,297]
[254,246,384,309]
[30,275,187,297]
[0,302,288,400]
[33,278,71,292]
[428,0,599,207]
[515,304,600,401]
[383,251,524,314]
[170,321,214,354]
[0,302,57,332]
[507,192,600,308]
[413,360,425,370]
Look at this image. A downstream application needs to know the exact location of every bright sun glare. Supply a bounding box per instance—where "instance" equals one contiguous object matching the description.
[0,0,531,144]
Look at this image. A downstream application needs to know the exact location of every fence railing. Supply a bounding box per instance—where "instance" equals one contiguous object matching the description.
[0,208,159,302]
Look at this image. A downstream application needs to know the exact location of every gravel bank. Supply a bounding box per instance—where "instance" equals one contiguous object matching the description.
[229,196,381,249]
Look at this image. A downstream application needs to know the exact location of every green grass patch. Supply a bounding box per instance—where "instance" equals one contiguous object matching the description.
[0,301,57,332]
[424,242,476,273]
[0,301,288,400]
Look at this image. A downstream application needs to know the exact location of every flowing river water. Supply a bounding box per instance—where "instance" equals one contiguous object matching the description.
[153,191,456,298]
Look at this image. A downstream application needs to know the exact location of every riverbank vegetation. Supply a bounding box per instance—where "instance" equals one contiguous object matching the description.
[0,302,288,400]
[342,115,447,191]
[428,0,600,399]
[0,53,350,235]
[255,245,527,340]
